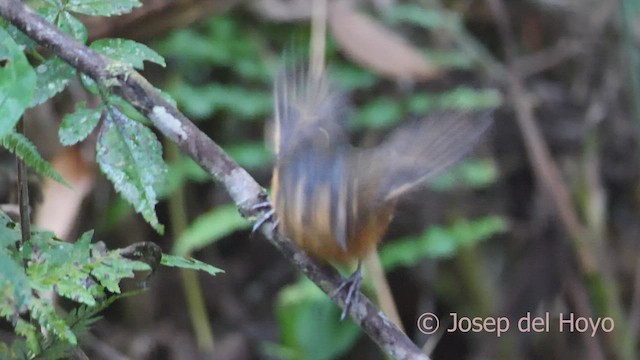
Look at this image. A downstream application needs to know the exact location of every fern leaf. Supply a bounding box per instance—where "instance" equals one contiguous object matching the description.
[29,298,77,345]
[1,132,70,188]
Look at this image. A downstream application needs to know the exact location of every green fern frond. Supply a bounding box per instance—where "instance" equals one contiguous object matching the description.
[29,298,77,345]
[1,132,70,188]
[65,303,105,338]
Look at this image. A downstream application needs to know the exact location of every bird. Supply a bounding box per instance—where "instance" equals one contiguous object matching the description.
[257,54,493,320]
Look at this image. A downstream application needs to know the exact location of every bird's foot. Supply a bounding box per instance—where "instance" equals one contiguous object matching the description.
[251,201,279,235]
[331,261,363,321]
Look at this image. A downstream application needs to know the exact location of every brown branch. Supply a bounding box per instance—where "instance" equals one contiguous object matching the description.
[513,38,586,79]
[0,1,430,359]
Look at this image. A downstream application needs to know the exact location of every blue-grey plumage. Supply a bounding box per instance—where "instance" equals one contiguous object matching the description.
[270,55,492,264]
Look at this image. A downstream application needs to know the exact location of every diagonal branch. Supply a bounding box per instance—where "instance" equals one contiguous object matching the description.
[0,1,429,359]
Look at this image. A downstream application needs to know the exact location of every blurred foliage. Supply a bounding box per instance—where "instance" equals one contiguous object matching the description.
[0,211,150,357]
[380,216,508,270]
[173,204,251,256]
[265,278,361,360]
[1,132,68,187]
[430,158,498,190]
[0,297,117,360]
[3,0,171,233]
[154,17,272,121]
[0,0,225,356]
[161,254,224,277]
[0,26,36,139]
[166,80,272,120]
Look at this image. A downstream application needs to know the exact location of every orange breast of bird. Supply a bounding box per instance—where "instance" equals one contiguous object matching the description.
[271,134,394,264]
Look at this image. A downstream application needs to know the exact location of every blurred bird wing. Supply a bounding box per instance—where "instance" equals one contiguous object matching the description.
[272,57,347,156]
[361,110,493,204]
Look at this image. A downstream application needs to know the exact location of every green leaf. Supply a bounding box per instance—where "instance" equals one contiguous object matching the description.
[91,254,149,293]
[1,132,70,187]
[161,254,224,277]
[158,154,209,197]
[451,216,508,247]
[384,4,460,31]
[56,232,99,305]
[35,3,61,25]
[154,28,221,64]
[154,17,268,81]
[167,81,271,119]
[30,57,76,107]
[423,49,475,69]
[26,229,152,306]
[27,231,99,306]
[14,319,38,353]
[429,158,498,190]
[58,12,88,43]
[64,303,104,340]
[434,87,503,110]
[59,102,102,145]
[173,204,250,256]
[96,110,167,233]
[96,197,132,232]
[91,38,165,70]
[1,217,157,355]
[2,23,36,51]
[381,227,458,269]
[380,216,508,270]
[108,95,148,123]
[353,97,402,130]
[0,211,21,248]
[65,0,142,17]
[407,88,503,115]
[224,142,272,169]
[330,63,377,91]
[0,248,31,310]
[80,73,99,94]
[29,298,77,345]
[0,27,37,139]
[275,278,361,360]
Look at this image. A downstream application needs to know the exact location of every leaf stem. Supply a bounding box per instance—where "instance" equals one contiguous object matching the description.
[166,140,215,352]
[16,119,31,262]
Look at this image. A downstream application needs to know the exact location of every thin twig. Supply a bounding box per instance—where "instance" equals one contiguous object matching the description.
[364,251,405,332]
[0,1,430,359]
[166,141,215,352]
[514,38,585,78]
[485,0,594,271]
[15,119,30,265]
